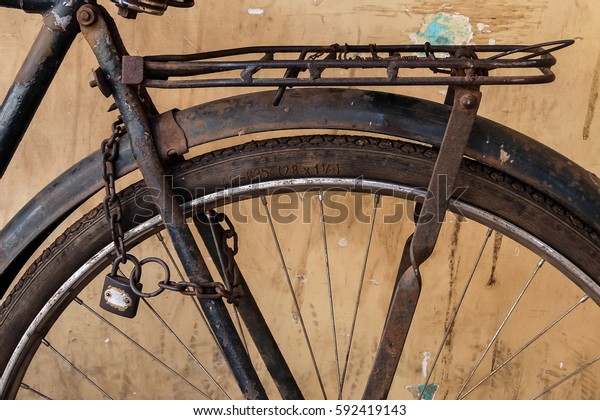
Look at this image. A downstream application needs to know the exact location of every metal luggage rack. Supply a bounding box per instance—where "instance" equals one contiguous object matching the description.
[121,40,574,93]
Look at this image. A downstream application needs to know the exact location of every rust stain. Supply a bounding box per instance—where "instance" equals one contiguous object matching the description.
[582,51,600,141]
[444,215,464,349]
[487,231,503,286]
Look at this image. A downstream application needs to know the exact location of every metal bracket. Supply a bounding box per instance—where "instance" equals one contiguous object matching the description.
[150,109,189,160]
[363,85,481,399]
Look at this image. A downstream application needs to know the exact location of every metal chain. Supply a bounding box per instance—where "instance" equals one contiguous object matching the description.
[101,117,128,261]
[157,212,243,305]
[101,120,238,304]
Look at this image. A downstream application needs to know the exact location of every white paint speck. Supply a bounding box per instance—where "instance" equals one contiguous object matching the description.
[296,274,308,283]
[560,362,564,369]
[499,147,510,164]
[247,8,264,15]
[104,338,110,343]
[489,38,497,46]
[369,279,380,286]
[337,237,349,247]
[422,351,431,378]
[476,22,492,33]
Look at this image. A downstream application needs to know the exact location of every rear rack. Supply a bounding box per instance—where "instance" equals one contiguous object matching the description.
[122,40,573,93]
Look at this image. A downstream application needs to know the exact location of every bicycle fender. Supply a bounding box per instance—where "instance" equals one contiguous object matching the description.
[1,88,599,298]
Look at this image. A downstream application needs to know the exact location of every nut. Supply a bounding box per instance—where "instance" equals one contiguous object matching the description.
[460,93,478,109]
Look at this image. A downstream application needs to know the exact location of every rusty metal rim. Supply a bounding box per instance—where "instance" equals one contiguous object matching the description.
[1,177,596,398]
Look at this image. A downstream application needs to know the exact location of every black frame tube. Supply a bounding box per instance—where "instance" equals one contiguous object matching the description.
[0,0,83,178]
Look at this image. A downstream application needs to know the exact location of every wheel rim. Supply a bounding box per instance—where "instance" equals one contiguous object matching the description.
[3,178,599,399]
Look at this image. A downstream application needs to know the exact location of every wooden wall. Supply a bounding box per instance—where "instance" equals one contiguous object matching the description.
[1,0,600,400]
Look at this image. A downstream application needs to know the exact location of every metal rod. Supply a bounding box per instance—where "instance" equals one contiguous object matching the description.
[261,195,327,399]
[143,73,555,89]
[419,227,493,399]
[318,191,342,395]
[533,353,600,399]
[74,297,213,399]
[20,383,52,400]
[455,258,545,399]
[42,338,112,400]
[460,295,590,399]
[141,298,230,399]
[339,194,379,399]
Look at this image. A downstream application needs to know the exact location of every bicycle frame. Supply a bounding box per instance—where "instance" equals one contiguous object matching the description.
[2,0,597,400]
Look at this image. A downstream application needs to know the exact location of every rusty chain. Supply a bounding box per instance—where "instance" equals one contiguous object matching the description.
[158,211,243,304]
[101,119,239,304]
[101,117,128,261]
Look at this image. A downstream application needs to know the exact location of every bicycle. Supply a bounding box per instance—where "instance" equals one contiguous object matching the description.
[0,0,599,400]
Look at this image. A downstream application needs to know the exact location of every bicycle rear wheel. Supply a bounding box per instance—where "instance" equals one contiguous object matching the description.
[1,133,599,399]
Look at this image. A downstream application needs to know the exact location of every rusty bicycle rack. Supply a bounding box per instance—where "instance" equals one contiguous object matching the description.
[122,40,573,89]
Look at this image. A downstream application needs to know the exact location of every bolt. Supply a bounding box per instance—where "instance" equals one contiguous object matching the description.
[77,7,96,26]
[460,93,478,109]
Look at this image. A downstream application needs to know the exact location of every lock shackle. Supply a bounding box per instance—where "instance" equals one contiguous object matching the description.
[110,253,142,278]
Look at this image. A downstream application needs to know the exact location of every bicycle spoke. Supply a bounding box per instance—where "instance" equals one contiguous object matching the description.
[73,297,212,399]
[233,308,250,355]
[456,258,545,399]
[41,338,112,400]
[533,354,600,399]
[460,295,590,399]
[156,232,224,350]
[260,195,328,399]
[318,190,341,395]
[339,194,379,399]
[20,383,52,400]
[141,298,231,399]
[419,227,493,399]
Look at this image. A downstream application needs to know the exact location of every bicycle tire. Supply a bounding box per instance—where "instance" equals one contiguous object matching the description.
[1,133,599,399]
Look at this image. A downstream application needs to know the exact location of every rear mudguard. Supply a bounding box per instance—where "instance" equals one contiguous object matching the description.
[1,88,599,297]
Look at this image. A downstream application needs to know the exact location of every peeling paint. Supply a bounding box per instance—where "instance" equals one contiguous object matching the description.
[51,11,72,31]
[247,8,265,15]
[499,147,510,164]
[405,383,439,400]
[421,351,431,378]
[409,12,473,46]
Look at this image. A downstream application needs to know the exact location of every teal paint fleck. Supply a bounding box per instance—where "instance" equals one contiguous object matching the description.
[412,12,473,46]
[418,383,439,400]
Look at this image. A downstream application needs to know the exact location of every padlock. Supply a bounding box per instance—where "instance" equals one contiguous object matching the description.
[99,274,141,318]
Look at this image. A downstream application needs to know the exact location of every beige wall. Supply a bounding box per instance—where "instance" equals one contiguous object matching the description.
[1,0,600,399]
